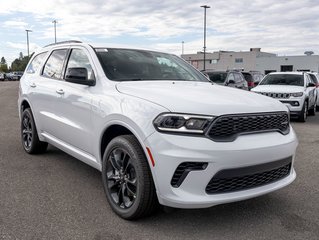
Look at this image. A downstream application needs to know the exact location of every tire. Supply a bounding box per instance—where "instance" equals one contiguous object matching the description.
[102,135,158,220]
[21,108,48,154]
[298,101,308,122]
[309,102,316,116]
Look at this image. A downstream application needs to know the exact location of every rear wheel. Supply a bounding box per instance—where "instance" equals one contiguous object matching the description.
[298,101,308,122]
[102,135,158,220]
[21,108,48,154]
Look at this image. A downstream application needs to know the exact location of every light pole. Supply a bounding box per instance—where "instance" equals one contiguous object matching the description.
[200,5,210,71]
[25,29,32,57]
[182,41,185,55]
[52,20,57,43]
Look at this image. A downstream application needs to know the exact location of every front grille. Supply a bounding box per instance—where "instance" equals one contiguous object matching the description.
[206,157,292,194]
[207,112,289,142]
[259,92,290,99]
[171,162,207,187]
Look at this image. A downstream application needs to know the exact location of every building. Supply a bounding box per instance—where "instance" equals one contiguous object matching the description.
[182,48,319,74]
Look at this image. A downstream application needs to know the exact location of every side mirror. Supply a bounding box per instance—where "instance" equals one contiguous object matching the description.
[228,79,235,84]
[65,67,95,86]
[307,82,316,87]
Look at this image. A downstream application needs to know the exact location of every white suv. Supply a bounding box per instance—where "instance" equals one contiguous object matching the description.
[19,41,298,219]
[252,72,317,122]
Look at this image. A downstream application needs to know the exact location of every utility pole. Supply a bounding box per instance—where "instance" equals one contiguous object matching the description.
[200,5,210,71]
[52,20,57,43]
[25,29,32,57]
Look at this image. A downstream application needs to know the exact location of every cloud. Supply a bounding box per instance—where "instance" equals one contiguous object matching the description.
[1,0,319,65]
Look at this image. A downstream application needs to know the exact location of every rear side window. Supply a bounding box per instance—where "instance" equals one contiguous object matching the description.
[42,49,68,79]
[26,52,47,74]
[234,73,243,83]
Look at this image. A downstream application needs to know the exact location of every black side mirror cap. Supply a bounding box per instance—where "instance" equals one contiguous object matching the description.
[307,82,316,87]
[65,67,95,86]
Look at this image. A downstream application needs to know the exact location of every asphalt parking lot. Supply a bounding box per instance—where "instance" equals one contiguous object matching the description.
[0,81,318,240]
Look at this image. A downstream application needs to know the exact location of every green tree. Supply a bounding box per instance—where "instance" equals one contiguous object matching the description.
[0,56,8,73]
[11,53,32,72]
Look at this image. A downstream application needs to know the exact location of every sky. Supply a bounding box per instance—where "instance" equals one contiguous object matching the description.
[1,0,319,65]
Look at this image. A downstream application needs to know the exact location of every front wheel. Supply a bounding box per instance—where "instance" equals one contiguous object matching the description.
[21,108,48,154]
[102,135,158,220]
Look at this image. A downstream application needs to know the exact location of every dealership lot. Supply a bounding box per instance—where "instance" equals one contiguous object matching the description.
[0,82,318,240]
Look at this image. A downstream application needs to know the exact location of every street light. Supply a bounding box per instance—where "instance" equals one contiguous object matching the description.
[200,5,210,71]
[182,41,185,55]
[25,29,32,57]
[52,20,57,43]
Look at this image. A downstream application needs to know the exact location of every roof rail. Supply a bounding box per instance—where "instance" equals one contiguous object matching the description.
[44,40,82,48]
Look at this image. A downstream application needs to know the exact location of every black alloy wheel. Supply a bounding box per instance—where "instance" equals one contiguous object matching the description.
[106,148,137,209]
[21,108,48,154]
[102,135,158,220]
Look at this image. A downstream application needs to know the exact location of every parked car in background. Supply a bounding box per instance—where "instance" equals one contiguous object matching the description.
[0,72,5,81]
[252,72,317,122]
[307,72,319,111]
[19,41,297,219]
[242,71,264,90]
[6,72,23,81]
[205,70,248,90]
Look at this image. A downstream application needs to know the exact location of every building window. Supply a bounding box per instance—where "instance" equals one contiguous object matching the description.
[235,58,243,63]
[210,59,218,64]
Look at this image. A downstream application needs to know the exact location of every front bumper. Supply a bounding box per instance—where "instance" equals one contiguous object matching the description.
[144,126,298,208]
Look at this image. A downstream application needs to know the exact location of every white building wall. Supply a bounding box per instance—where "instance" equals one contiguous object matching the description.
[256,55,319,74]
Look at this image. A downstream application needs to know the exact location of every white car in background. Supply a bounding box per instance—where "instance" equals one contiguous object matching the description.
[252,72,317,122]
[307,72,319,111]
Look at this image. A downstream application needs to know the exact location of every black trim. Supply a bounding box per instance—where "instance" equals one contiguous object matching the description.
[171,162,208,187]
[213,156,291,179]
[205,111,290,142]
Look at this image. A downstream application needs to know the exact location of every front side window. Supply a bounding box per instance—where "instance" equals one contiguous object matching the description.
[42,49,68,79]
[260,74,304,86]
[65,49,94,80]
[95,48,208,82]
[26,52,47,74]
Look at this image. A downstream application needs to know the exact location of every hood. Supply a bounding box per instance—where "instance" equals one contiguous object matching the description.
[252,85,304,93]
[116,81,287,115]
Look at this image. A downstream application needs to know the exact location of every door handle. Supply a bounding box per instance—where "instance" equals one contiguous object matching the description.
[30,83,36,88]
[56,89,64,95]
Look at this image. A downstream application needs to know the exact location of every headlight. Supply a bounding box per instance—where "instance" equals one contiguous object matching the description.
[153,113,214,134]
[290,92,303,97]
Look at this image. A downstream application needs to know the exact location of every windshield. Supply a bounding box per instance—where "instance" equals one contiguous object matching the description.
[95,48,209,82]
[207,72,227,83]
[260,74,304,86]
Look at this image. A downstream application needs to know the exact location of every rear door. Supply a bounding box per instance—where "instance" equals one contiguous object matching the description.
[26,49,69,135]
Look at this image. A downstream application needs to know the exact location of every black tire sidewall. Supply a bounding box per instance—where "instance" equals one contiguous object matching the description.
[102,136,148,219]
[21,109,37,153]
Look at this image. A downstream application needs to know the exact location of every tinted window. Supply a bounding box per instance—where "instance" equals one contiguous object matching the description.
[26,52,47,74]
[42,49,68,79]
[309,74,318,84]
[207,72,227,83]
[66,49,94,80]
[242,73,253,82]
[95,48,208,82]
[260,74,304,86]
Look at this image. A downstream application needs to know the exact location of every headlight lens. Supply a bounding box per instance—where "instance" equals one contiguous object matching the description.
[153,113,214,134]
[290,92,303,97]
